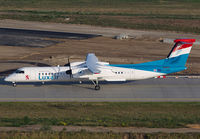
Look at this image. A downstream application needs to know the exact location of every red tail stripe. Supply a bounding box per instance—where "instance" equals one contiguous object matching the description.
[178,43,192,49]
[174,39,196,43]
[173,43,192,52]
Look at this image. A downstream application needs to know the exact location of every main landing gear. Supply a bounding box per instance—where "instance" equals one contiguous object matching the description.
[92,80,100,90]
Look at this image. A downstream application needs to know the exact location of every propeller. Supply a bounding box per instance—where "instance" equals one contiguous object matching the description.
[65,56,73,78]
[64,56,70,66]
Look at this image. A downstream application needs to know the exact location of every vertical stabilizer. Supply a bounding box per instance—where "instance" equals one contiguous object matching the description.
[165,39,195,67]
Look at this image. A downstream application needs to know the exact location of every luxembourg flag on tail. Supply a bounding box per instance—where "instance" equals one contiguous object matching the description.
[165,39,195,68]
[167,39,195,58]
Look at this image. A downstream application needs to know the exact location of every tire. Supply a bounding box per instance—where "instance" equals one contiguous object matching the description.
[95,85,100,90]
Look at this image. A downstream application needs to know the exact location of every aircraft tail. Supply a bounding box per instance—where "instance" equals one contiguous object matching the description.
[109,38,195,75]
[164,39,195,67]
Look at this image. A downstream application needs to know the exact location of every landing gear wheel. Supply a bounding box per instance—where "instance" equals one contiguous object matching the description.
[95,85,100,90]
[12,83,16,87]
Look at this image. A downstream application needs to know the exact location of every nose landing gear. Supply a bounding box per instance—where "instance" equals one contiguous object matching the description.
[12,82,16,87]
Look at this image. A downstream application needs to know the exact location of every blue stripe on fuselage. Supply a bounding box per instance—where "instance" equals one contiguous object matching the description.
[109,54,189,74]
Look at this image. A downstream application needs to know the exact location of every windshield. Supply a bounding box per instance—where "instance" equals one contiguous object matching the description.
[15,70,24,74]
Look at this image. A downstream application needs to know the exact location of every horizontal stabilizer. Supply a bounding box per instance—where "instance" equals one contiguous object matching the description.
[174,39,195,43]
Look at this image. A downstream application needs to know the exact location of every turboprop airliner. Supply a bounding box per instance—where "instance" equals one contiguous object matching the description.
[4,39,195,90]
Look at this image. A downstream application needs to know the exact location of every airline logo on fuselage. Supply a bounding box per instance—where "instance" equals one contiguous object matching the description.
[25,75,29,80]
[39,75,59,80]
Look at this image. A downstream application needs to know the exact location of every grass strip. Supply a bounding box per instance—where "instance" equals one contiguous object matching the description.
[0,102,199,128]
[0,131,200,139]
[1,10,200,34]
[1,0,200,34]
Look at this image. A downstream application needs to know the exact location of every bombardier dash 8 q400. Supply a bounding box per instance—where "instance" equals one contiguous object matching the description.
[5,39,195,90]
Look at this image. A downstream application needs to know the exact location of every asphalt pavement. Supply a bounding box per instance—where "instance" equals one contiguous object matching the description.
[0,77,199,102]
[0,28,100,48]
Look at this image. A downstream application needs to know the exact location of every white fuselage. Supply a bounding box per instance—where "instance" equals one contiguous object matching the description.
[4,61,164,83]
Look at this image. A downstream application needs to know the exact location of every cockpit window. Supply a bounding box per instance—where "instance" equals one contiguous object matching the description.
[15,70,24,74]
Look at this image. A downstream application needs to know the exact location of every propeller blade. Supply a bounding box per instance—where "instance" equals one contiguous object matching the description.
[64,56,71,66]
[65,56,73,78]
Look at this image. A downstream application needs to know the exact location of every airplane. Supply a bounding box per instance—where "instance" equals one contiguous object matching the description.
[4,38,195,90]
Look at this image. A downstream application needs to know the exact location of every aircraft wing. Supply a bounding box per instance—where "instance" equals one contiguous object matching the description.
[86,53,101,74]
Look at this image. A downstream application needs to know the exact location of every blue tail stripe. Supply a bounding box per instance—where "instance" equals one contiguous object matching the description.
[109,54,189,74]
[164,54,189,67]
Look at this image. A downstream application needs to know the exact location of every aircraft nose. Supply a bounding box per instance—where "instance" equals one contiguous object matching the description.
[4,76,11,82]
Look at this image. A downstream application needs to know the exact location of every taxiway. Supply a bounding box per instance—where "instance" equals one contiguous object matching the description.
[0,78,199,102]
